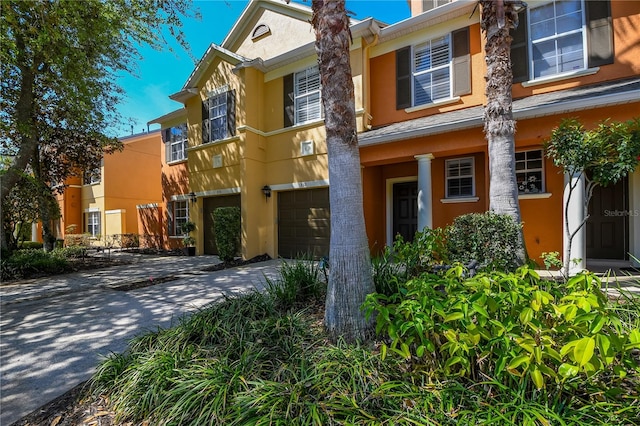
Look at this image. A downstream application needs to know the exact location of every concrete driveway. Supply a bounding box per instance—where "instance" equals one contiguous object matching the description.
[0,254,281,425]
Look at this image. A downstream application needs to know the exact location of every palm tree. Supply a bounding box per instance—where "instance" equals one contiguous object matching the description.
[480,0,527,265]
[311,0,375,343]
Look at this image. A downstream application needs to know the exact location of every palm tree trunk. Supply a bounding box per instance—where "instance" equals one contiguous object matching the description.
[312,0,375,343]
[481,0,527,265]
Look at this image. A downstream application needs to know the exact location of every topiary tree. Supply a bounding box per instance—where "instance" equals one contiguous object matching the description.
[213,207,240,262]
[545,118,640,275]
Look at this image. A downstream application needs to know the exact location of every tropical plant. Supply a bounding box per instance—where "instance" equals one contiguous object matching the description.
[311,0,375,342]
[265,257,324,309]
[479,0,528,267]
[545,118,640,275]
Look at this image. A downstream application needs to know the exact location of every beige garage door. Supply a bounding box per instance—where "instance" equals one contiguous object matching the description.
[278,188,330,259]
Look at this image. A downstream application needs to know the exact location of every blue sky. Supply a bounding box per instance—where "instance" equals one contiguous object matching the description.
[115,0,411,137]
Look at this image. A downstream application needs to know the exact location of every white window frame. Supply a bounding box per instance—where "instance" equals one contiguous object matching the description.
[528,0,587,80]
[294,66,322,124]
[86,211,101,237]
[516,149,545,194]
[445,157,475,198]
[168,124,187,162]
[208,92,227,143]
[170,200,189,236]
[412,35,452,107]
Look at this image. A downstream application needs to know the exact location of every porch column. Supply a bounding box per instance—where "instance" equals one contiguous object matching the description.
[415,154,435,230]
[563,171,586,275]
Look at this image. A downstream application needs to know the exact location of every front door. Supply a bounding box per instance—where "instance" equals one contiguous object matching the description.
[392,181,418,243]
[586,177,628,260]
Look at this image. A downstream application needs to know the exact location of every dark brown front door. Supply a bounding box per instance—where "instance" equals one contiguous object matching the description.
[393,181,418,243]
[203,195,241,255]
[278,188,330,259]
[586,177,628,260]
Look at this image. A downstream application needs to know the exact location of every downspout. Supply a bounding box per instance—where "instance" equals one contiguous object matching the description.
[362,30,379,132]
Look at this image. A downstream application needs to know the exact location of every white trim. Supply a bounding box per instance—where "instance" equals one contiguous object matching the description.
[137,203,159,209]
[84,207,100,213]
[405,96,460,113]
[167,159,188,166]
[269,180,329,192]
[386,176,418,247]
[440,197,479,204]
[521,68,599,88]
[187,135,241,153]
[519,193,552,200]
[170,194,193,202]
[199,187,242,198]
[105,209,125,215]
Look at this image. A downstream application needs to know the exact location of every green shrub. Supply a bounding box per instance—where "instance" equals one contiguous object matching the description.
[213,207,240,262]
[364,267,640,401]
[447,211,523,271]
[18,241,43,249]
[265,256,324,309]
[53,246,87,259]
[1,249,69,280]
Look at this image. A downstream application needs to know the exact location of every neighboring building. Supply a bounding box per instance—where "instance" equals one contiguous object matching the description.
[152,0,639,268]
[75,130,163,246]
[360,0,640,268]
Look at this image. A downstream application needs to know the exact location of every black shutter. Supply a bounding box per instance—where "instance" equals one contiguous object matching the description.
[283,74,295,127]
[226,90,236,137]
[510,10,529,83]
[452,27,471,96]
[396,46,412,109]
[163,129,171,163]
[586,0,614,67]
[202,99,210,144]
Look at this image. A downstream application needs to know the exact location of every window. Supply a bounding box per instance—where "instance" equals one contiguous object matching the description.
[446,157,474,198]
[168,200,189,236]
[294,66,322,124]
[396,28,469,110]
[202,89,235,144]
[84,167,100,185]
[530,0,585,79]
[86,212,100,237]
[516,149,545,194]
[164,124,187,163]
[413,35,451,105]
[421,0,452,13]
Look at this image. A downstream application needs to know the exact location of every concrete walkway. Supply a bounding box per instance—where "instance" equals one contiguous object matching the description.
[0,253,282,425]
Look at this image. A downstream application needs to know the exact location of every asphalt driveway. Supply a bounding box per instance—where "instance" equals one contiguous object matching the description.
[0,254,281,425]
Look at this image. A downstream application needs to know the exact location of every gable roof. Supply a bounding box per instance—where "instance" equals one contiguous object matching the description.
[359,77,640,146]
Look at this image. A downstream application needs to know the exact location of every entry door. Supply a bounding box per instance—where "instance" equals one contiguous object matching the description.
[586,177,628,260]
[392,181,418,243]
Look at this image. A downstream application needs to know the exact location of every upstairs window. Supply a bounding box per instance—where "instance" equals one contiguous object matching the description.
[283,66,322,127]
[413,35,451,105]
[516,149,545,194]
[164,124,187,163]
[202,89,236,144]
[530,0,585,79]
[421,0,452,13]
[446,157,474,198]
[294,66,322,124]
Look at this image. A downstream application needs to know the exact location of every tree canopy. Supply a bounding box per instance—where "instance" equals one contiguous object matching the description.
[0,0,196,249]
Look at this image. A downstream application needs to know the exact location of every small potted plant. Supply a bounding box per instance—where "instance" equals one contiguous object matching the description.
[181,221,196,256]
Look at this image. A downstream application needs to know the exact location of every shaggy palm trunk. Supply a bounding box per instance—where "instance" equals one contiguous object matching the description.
[481,0,527,265]
[312,0,375,343]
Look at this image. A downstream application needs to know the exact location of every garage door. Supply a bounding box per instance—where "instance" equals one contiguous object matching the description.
[203,195,241,255]
[278,188,330,259]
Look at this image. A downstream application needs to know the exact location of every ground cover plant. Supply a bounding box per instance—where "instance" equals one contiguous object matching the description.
[0,246,89,280]
[86,252,640,425]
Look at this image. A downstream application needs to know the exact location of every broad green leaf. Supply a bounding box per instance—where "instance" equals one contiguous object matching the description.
[519,307,534,325]
[530,366,545,389]
[558,363,579,378]
[445,312,464,322]
[472,302,489,319]
[544,347,562,363]
[560,340,579,358]
[588,314,607,334]
[628,329,640,345]
[574,337,596,367]
[508,354,530,370]
[613,365,627,379]
[416,345,426,358]
[381,343,387,360]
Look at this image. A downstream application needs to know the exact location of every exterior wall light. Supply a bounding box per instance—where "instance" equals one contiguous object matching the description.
[189,192,197,204]
[261,185,271,200]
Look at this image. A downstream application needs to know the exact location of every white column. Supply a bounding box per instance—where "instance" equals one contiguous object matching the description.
[31,222,38,242]
[563,171,586,275]
[630,168,640,267]
[415,154,435,231]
